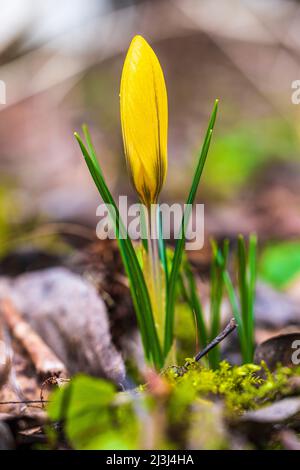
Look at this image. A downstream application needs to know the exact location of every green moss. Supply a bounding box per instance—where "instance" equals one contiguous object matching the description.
[163,361,299,448]
[47,362,300,450]
[165,360,296,414]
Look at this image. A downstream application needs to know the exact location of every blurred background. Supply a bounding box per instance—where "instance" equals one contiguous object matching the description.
[1,0,300,289]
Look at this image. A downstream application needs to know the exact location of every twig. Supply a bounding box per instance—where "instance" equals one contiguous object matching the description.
[0,322,12,389]
[194,318,237,362]
[0,400,49,405]
[175,319,237,376]
[178,318,237,374]
[40,375,69,408]
[0,298,68,378]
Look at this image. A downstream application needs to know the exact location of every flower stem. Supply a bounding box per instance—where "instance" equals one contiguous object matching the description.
[146,205,165,345]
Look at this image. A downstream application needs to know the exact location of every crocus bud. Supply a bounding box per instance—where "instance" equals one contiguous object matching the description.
[120,35,168,207]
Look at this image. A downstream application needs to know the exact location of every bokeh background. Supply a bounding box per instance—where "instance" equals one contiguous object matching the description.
[1,0,300,289]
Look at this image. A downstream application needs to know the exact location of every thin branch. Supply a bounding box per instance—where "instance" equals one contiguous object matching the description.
[175,318,237,376]
[0,298,67,378]
[0,400,49,405]
[194,318,237,362]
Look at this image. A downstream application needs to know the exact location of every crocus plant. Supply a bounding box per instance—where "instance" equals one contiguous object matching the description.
[120,36,168,345]
[75,35,256,370]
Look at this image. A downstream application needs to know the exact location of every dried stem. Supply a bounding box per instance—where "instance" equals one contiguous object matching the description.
[0,298,67,378]
[194,318,237,362]
[179,318,237,373]
[0,400,49,405]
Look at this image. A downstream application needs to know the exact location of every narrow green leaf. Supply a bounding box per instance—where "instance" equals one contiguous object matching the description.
[164,99,219,356]
[157,205,169,289]
[184,260,208,351]
[222,270,247,361]
[237,235,248,343]
[82,125,102,177]
[213,242,247,361]
[208,239,229,368]
[247,233,257,360]
[74,132,163,368]
[139,203,148,252]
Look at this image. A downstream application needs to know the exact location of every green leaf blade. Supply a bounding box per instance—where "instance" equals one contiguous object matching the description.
[164,99,219,357]
[74,131,163,369]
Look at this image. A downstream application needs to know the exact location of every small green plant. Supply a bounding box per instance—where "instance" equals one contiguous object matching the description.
[218,234,257,363]
[236,234,257,362]
[75,35,256,370]
[75,35,217,370]
[47,374,140,450]
[181,236,257,368]
[180,240,229,369]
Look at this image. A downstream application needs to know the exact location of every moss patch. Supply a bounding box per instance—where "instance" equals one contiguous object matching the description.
[47,361,300,450]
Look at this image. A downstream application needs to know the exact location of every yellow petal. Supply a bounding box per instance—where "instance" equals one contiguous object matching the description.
[120,35,168,206]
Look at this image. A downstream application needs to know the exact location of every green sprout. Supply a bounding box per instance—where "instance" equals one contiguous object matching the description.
[216,234,257,363]
[75,35,256,370]
[181,236,257,368]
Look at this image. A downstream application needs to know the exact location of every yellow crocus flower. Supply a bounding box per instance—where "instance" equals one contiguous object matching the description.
[120,35,168,207]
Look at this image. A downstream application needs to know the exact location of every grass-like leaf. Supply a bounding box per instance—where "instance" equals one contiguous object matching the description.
[208,239,229,368]
[183,259,208,352]
[164,99,219,356]
[75,130,163,368]
[215,235,257,363]
[82,125,103,177]
[247,234,257,360]
[158,205,169,289]
[237,235,248,349]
